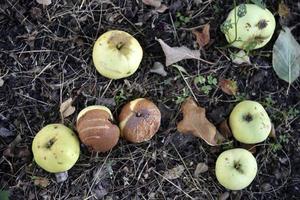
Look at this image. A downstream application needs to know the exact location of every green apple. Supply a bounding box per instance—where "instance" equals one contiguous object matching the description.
[32,124,80,173]
[215,148,257,190]
[221,4,276,50]
[229,100,271,144]
[92,30,143,79]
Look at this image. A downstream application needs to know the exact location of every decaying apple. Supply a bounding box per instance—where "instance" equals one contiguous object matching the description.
[215,148,258,190]
[32,124,80,173]
[221,4,276,50]
[92,30,143,79]
[229,100,271,144]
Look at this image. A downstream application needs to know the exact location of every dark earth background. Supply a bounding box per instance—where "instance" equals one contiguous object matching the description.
[0,0,299,199]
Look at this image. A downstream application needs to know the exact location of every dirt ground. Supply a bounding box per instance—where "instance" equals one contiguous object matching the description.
[0,0,300,199]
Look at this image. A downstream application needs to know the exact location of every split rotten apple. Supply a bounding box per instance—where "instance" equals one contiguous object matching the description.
[229,100,271,144]
[221,4,276,50]
[32,124,80,173]
[76,105,120,152]
[92,30,143,79]
[215,148,257,190]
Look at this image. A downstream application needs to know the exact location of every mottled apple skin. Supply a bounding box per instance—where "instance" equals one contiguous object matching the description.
[93,30,143,79]
[229,100,271,144]
[32,124,80,173]
[221,4,275,50]
[215,148,257,190]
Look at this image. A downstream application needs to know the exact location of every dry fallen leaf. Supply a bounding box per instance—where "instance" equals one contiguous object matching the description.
[33,176,50,188]
[240,143,256,154]
[219,79,238,96]
[60,98,75,118]
[278,2,290,18]
[150,62,167,76]
[177,97,224,146]
[142,0,168,13]
[231,50,251,65]
[142,0,161,8]
[194,162,208,177]
[36,0,51,6]
[217,119,232,139]
[163,165,185,180]
[269,123,276,139]
[156,38,201,66]
[192,24,210,48]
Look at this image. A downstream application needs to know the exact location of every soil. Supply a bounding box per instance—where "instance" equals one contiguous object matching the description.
[0,0,299,200]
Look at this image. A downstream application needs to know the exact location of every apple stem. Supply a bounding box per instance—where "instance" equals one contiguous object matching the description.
[46,138,57,149]
[55,171,68,183]
[116,42,125,50]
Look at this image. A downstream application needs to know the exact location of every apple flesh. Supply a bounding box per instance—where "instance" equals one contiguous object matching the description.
[221,4,276,50]
[92,30,143,79]
[229,100,271,144]
[32,124,80,173]
[215,148,257,190]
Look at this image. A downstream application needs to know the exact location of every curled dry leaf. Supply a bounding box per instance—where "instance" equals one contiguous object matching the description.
[33,176,50,188]
[194,162,208,177]
[142,0,161,8]
[219,79,238,96]
[142,0,168,13]
[269,123,276,139]
[217,119,232,139]
[177,97,224,146]
[192,23,210,48]
[231,50,251,65]
[278,3,290,18]
[156,38,201,66]
[163,165,185,180]
[36,0,51,6]
[240,143,256,154]
[150,62,167,76]
[60,98,75,118]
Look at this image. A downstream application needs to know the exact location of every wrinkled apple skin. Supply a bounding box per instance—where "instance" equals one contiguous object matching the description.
[32,124,80,173]
[93,30,143,79]
[229,100,271,144]
[215,148,258,190]
[221,4,276,50]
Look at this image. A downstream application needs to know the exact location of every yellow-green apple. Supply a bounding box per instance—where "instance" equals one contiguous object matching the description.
[229,100,271,144]
[221,4,276,50]
[215,148,257,190]
[32,124,80,173]
[92,30,143,79]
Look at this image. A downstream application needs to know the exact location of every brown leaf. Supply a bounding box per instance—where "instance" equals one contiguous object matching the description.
[240,143,256,154]
[278,3,290,18]
[217,119,232,139]
[60,98,75,118]
[156,38,201,66]
[36,0,51,6]
[177,97,224,146]
[192,24,210,48]
[142,0,161,8]
[269,123,276,139]
[219,79,238,96]
[156,4,169,13]
[163,165,185,180]
[33,176,50,188]
[194,162,208,177]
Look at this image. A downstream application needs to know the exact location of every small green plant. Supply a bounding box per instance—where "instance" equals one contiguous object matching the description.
[114,89,127,105]
[287,107,299,119]
[270,133,290,152]
[194,75,217,95]
[175,12,190,28]
[174,87,190,104]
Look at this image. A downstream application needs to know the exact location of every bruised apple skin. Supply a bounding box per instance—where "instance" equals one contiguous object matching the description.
[32,124,80,173]
[215,148,258,190]
[221,4,276,50]
[92,30,143,79]
[229,100,272,144]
